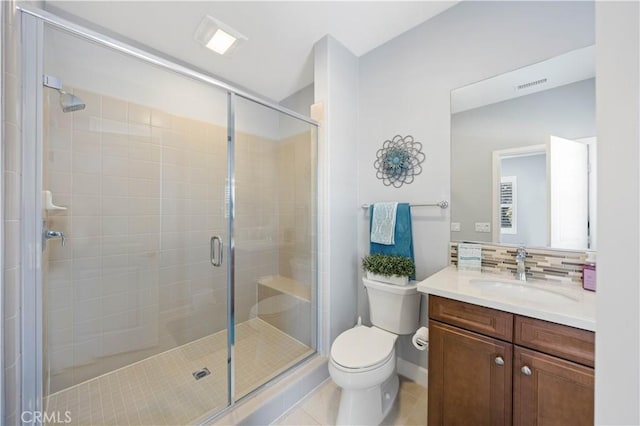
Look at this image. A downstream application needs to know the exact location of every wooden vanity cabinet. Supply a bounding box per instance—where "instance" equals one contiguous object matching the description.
[429,321,513,425]
[428,295,594,426]
[513,346,594,426]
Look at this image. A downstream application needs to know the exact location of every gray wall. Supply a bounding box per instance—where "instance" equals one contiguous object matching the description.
[595,2,640,423]
[358,1,594,369]
[500,154,547,246]
[314,36,359,351]
[279,84,314,137]
[280,84,314,115]
[451,78,595,243]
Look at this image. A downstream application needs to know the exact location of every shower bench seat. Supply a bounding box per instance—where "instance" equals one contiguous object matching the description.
[256,275,313,346]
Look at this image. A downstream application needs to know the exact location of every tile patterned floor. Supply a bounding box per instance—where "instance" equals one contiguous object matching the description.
[273,376,428,426]
[45,318,313,425]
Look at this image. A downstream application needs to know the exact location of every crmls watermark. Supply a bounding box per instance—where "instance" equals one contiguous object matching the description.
[21,410,72,424]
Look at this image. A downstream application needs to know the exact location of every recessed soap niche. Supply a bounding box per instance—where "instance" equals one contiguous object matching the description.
[449,242,588,285]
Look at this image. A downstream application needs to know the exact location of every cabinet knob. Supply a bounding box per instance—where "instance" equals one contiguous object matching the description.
[521,365,532,376]
[494,356,504,366]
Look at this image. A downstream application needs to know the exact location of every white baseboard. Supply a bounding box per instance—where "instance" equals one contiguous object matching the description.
[397,357,428,388]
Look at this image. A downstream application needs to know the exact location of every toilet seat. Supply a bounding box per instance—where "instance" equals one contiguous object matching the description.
[331,326,396,371]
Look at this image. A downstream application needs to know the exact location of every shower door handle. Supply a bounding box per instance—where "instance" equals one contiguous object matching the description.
[210,236,223,267]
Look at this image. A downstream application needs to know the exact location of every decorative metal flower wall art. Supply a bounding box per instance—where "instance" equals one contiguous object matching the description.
[374,135,425,187]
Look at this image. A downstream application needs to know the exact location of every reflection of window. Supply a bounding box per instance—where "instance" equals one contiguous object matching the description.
[500,176,517,234]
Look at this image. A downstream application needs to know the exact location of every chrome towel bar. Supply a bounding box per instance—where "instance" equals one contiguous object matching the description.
[361,201,449,209]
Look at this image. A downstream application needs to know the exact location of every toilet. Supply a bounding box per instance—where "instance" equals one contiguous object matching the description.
[329,278,421,425]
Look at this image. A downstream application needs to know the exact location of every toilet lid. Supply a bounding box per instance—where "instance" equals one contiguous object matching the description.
[331,326,396,369]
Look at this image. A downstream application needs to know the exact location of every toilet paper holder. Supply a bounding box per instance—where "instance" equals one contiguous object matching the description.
[412,326,429,351]
[414,337,428,346]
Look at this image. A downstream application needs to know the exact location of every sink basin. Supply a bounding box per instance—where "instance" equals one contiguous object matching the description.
[470,279,579,304]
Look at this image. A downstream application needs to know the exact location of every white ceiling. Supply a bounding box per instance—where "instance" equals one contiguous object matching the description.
[44,1,458,101]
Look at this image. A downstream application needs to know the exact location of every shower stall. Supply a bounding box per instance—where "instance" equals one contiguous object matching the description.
[20,6,318,425]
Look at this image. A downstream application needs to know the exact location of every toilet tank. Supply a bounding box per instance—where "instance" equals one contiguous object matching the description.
[363,278,421,335]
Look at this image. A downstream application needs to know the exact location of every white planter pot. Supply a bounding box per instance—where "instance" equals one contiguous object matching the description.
[366,271,409,286]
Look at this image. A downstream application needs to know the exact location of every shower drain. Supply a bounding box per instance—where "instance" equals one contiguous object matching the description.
[192,367,211,380]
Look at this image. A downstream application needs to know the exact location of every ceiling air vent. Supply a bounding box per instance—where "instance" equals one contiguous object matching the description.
[516,78,548,91]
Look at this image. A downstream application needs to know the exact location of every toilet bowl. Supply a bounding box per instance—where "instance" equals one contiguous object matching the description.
[329,325,399,425]
[329,278,421,425]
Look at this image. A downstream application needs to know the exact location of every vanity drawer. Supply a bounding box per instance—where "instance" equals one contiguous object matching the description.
[429,295,513,342]
[514,316,595,367]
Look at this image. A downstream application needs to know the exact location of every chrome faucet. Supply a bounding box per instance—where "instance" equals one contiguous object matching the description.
[43,224,65,251]
[515,246,527,281]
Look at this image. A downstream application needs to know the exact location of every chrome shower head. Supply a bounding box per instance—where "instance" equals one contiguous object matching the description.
[43,75,86,113]
[58,91,86,113]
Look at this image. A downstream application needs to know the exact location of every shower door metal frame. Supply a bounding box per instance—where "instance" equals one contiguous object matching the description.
[20,12,45,422]
[0,1,4,420]
[17,4,319,425]
[226,92,237,406]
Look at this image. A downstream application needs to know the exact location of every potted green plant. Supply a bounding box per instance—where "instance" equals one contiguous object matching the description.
[362,254,415,286]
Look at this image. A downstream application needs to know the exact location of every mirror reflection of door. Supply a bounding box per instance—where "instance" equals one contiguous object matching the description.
[548,135,588,249]
[492,136,596,250]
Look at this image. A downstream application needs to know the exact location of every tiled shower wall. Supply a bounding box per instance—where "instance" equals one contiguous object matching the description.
[252,130,316,347]
[277,132,315,284]
[43,86,307,393]
[3,1,23,424]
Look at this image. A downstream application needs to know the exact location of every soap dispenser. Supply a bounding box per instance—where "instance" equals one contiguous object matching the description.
[583,253,596,291]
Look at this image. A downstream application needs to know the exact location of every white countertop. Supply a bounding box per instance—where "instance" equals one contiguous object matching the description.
[417,266,596,332]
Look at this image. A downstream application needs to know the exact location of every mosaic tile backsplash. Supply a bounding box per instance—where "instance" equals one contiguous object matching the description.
[450,242,589,285]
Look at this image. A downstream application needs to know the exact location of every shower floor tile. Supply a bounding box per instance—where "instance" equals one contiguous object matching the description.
[45,318,313,426]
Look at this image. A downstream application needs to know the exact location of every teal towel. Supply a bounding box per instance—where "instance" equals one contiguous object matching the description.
[369,203,415,280]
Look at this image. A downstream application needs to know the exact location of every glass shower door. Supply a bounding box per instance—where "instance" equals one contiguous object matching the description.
[231,95,318,399]
[40,23,231,425]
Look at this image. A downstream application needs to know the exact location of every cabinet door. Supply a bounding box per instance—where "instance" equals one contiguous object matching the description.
[513,346,594,426]
[428,320,512,426]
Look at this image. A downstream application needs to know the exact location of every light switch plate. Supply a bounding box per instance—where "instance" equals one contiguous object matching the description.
[451,222,461,232]
[475,222,491,233]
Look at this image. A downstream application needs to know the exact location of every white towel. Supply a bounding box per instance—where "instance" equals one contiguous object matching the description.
[371,202,398,245]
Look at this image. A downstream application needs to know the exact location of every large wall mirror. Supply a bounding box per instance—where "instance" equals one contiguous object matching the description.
[450,45,596,250]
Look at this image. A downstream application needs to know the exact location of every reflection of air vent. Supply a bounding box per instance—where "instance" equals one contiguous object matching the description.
[517,78,548,90]
[500,176,517,234]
